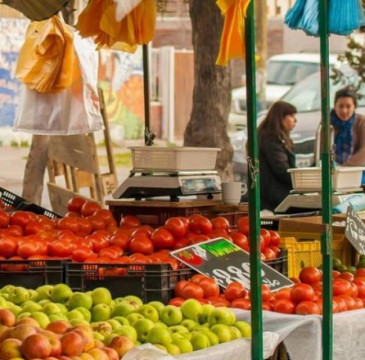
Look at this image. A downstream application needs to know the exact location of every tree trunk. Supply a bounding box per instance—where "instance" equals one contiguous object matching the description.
[184,0,233,181]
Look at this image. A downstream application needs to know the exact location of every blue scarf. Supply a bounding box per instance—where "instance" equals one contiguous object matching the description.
[331,109,356,164]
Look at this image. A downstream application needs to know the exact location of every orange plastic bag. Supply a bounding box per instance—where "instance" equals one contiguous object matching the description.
[15,16,74,93]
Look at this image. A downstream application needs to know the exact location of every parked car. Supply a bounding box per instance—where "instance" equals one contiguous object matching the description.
[230,66,365,183]
[229,53,338,130]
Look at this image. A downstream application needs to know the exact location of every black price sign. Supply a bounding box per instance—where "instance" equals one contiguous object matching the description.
[345,206,365,255]
[171,238,293,292]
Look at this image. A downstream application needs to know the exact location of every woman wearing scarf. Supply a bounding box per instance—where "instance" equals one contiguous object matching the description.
[331,87,365,166]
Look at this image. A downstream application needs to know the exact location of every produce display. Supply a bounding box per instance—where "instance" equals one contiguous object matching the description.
[171,267,365,315]
[0,284,252,358]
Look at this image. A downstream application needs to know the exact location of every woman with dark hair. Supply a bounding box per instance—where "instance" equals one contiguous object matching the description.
[258,101,297,211]
[331,87,365,166]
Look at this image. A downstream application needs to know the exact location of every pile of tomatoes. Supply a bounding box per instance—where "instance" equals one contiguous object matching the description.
[170,267,365,315]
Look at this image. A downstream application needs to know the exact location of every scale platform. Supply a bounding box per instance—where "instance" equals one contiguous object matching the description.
[275,189,365,213]
[113,170,221,201]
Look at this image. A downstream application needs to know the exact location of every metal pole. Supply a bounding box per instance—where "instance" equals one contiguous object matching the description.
[142,44,151,145]
[245,1,263,359]
[319,0,333,358]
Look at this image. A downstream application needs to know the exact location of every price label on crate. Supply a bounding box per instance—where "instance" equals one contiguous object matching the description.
[171,238,293,292]
[345,206,365,255]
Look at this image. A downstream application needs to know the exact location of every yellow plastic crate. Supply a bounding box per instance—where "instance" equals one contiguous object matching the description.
[279,234,354,278]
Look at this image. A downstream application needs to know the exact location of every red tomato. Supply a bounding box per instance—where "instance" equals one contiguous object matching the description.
[0,210,10,228]
[339,271,355,282]
[339,295,356,310]
[332,270,341,278]
[10,211,37,228]
[354,297,364,309]
[261,284,271,302]
[290,283,315,303]
[237,216,249,235]
[48,240,73,258]
[174,280,190,297]
[64,211,81,218]
[188,234,210,244]
[188,215,213,235]
[190,274,208,285]
[81,201,101,217]
[224,282,246,301]
[181,283,204,299]
[150,228,174,249]
[333,278,352,296]
[164,217,186,238]
[131,226,154,238]
[207,296,231,307]
[110,231,130,250]
[263,247,276,260]
[1,256,28,271]
[295,301,320,315]
[333,296,348,312]
[172,238,189,250]
[351,282,359,298]
[87,233,109,253]
[355,268,365,278]
[179,217,190,232]
[72,246,94,262]
[93,209,115,225]
[299,267,322,284]
[67,197,86,213]
[230,231,249,251]
[209,230,233,241]
[38,217,55,231]
[211,217,230,231]
[230,298,251,310]
[274,287,292,300]
[119,215,141,228]
[7,225,23,237]
[268,246,281,257]
[354,279,365,299]
[76,217,92,235]
[0,236,18,258]
[260,229,271,248]
[262,302,272,311]
[99,246,123,259]
[199,278,220,298]
[268,230,281,247]
[168,297,185,306]
[87,215,106,232]
[129,236,154,255]
[273,298,295,314]
[57,217,80,233]
[17,240,39,259]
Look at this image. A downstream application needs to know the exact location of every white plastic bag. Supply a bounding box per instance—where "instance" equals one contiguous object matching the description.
[122,344,175,360]
[14,32,103,135]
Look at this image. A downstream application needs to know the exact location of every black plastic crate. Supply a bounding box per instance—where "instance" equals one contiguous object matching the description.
[0,186,61,219]
[66,262,194,304]
[264,248,288,277]
[0,259,64,288]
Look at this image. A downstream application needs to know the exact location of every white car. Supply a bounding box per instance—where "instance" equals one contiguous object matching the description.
[229,53,338,129]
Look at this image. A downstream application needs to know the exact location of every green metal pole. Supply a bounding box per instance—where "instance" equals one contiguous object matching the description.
[319,0,333,359]
[245,1,263,359]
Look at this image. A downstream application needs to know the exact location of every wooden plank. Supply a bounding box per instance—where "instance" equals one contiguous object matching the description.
[47,183,94,216]
[48,135,99,173]
[75,170,94,188]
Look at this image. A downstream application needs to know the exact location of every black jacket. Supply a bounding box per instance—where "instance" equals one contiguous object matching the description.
[259,132,296,211]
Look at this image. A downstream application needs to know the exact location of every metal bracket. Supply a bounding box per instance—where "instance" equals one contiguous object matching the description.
[247,156,259,189]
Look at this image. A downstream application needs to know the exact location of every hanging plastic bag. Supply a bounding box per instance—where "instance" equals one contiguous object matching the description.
[15,16,74,93]
[14,33,103,135]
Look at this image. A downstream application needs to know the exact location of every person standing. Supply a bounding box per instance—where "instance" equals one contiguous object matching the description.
[331,87,365,166]
[258,101,297,211]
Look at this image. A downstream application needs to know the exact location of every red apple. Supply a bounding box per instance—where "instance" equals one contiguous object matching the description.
[0,338,22,360]
[21,333,52,360]
[8,324,37,341]
[16,317,40,328]
[37,329,62,357]
[46,320,72,335]
[0,309,16,327]
[61,331,85,356]
[107,336,134,357]
[87,348,109,360]
[101,347,119,360]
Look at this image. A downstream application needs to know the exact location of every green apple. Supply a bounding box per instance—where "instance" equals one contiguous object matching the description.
[126,312,144,325]
[123,295,143,308]
[191,332,211,350]
[168,325,189,335]
[171,333,185,341]
[68,292,93,310]
[0,296,7,308]
[155,321,168,329]
[70,319,89,326]
[165,343,181,355]
[112,325,137,342]
[93,332,105,342]
[28,289,36,299]
[148,301,165,316]
[199,328,219,346]
[172,337,193,353]
[38,299,51,306]
[55,303,68,314]
[48,313,68,322]
[160,305,182,326]
[67,309,85,322]
[114,297,126,305]
[210,324,231,343]
[107,319,121,330]
[21,301,42,313]
[198,304,215,324]
[112,316,130,326]
[180,299,203,321]
[208,308,236,326]
[137,305,159,322]
[17,311,32,320]
[91,321,113,336]
[234,321,252,337]
[109,300,116,310]
[180,319,198,331]
[133,318,155,342]
[91,304,111,322]
[50,284,73,303]
[229,326,242,340]
[112,302,135,317]
[30,311,50,328]
[43,302,62,315]
[104,333,118,345]
[9,287,30,305]
[146,327,172,346]
[7,303,22,316]
[0,285,14,294]
[33,285,53,301]
[74,307,91,322]
[91,288,112,306]
[182,332,192,340]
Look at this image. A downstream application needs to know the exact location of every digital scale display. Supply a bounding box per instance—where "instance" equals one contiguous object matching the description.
[180,178,220,194]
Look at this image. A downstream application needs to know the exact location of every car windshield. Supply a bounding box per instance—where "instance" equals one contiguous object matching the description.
[281,71,365,112]
[267,61,319,86]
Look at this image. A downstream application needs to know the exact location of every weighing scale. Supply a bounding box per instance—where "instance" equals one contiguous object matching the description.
[275,189,365,213]
[113,170,221,201]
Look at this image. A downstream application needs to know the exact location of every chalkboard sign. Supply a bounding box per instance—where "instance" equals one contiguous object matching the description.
[171,238,293,292]
[345,206,365,255]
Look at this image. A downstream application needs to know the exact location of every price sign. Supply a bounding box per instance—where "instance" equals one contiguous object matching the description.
[171,238,293,292]
[345,206,365,255]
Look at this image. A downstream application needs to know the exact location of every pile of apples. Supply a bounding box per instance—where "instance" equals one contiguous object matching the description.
[0,284,251,356]
[171,267,365,315]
